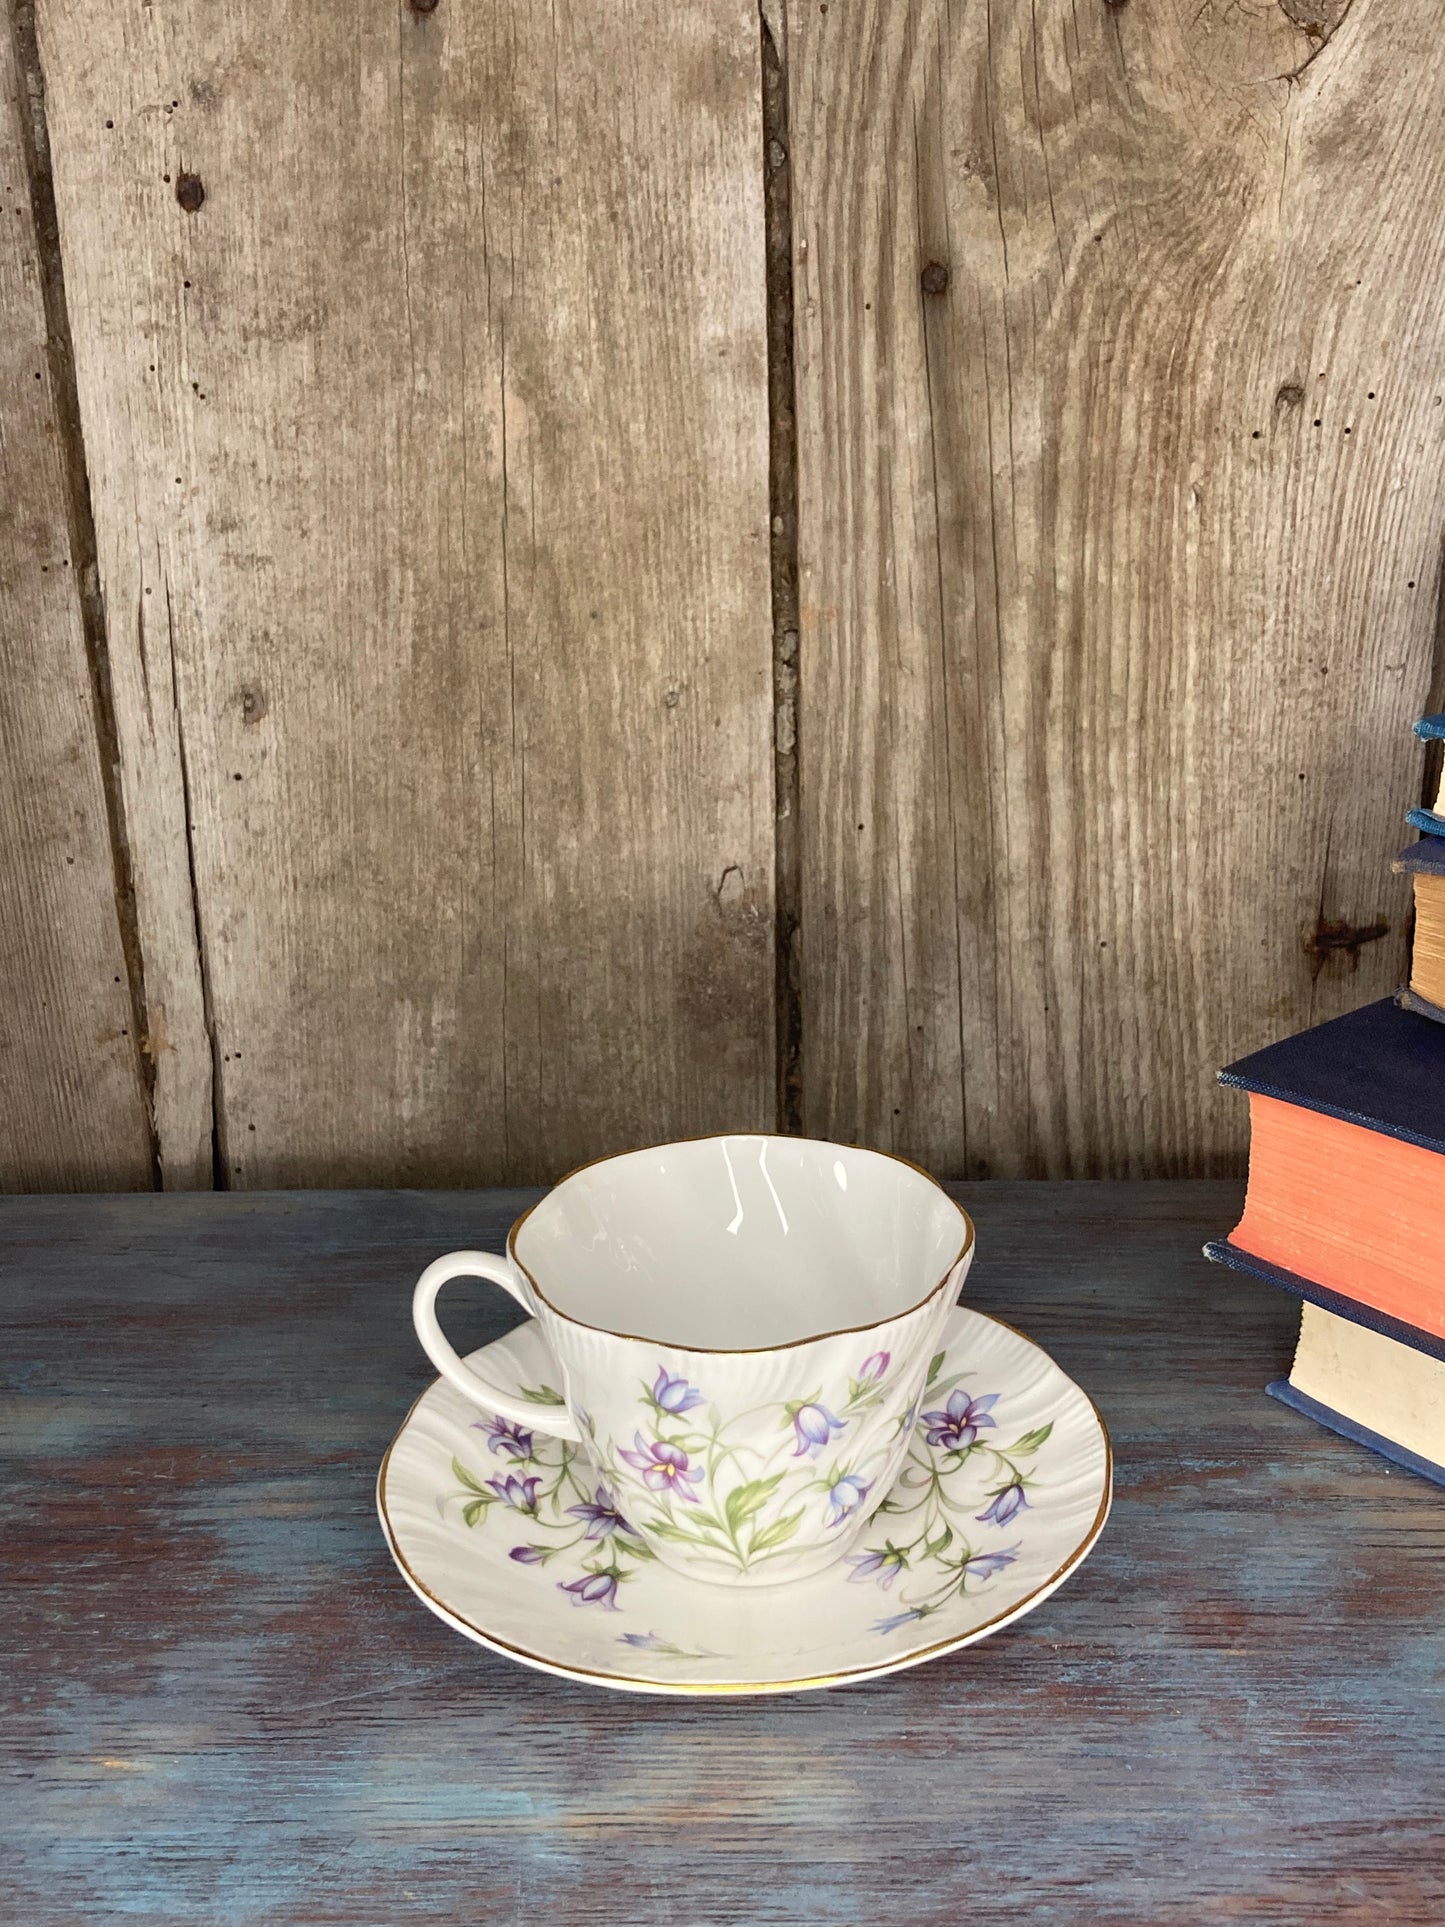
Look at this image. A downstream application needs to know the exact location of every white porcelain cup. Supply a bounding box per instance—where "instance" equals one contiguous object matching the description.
[412,1134,974,1587]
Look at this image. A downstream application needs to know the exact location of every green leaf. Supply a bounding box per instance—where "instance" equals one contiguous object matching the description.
[645,1517,702,1544]
[452,1456,488,1494]
[923,1524,953,1559]
[1011,1423,1054,1454]
[690,1511,725,1533]
[461,1497,487,1527]
[926,1350,946,1386]
[749,1507,804,1553]
[519,1383,566,1406]
[724,1475,786,1534]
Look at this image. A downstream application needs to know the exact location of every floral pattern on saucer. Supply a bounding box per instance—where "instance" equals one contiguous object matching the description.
[380,1305,1111,1695]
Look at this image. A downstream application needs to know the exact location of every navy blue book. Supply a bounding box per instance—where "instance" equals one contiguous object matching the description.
[1406,712,1445,836]
[1206,997,1445,1486]
[1392,838,1445,1025]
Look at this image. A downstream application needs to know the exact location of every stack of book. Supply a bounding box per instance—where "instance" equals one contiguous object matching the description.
[1206,712,1445,1486]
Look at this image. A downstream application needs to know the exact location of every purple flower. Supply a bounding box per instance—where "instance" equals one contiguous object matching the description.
[965,1545,1020,1581]
[921,1390,999,1451]
[487,1473,542,1513]
[475,1415,535,1461]
[859,1350,891,1383]
[977,1483,1028,1528]
[651,1366,706,1415]
[558,1571,619,1609]
[509,1545,547,1565]
[791,1403,846,1458]
[873,1607,929,1635]
[620,1630,669,1650]
[619,1432,703,1501]
[847,1546,906,1589]
[567,1485,633,1540]
[825,1473,871,1529]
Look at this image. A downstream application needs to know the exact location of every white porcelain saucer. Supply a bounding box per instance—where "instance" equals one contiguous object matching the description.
[377,1304,1111,1696]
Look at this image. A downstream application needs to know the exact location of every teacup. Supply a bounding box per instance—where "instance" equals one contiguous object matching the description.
[412,1134,974,1587]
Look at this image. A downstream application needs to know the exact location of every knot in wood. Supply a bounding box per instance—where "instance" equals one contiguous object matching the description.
[175,173,205,213]
[921,261,950,296]
[409,0,440,13]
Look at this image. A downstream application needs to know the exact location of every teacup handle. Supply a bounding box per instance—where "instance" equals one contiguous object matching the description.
[412,1250,582,1442]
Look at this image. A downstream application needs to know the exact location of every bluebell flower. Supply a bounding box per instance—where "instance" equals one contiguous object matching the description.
[847,1546,906,1589]
[558,1571,619,1609]
[921,1390,999,1451]
[976,1483,1028,1528]
[859,1350,891,1383]
[509,1545,547,1565]
[620,1432,703,1501]
[825,1473,871,1528]
[619,1630,669,1650]
[872,1607,928,1635]
[475,1415,536,1460]
[487,1473,542,1513]
[567,1485,634,1540]
[651,1366,706,1415]
[964,1544,1020,1581]
[791,1402,846,1458]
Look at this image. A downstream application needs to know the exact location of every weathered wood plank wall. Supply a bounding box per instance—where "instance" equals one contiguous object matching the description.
[29,0,775,1188]
[0,9,152,1189]
[2,0,1443,1191]
[790,0,1445,1179]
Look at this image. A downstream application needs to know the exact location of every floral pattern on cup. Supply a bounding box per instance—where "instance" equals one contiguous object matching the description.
[578,1349,914,1577]
[441,1349,1056,1657]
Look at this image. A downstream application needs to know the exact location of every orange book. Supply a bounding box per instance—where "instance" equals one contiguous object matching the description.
[1229,1094,1445,1342]
[1205,998,1445,1362]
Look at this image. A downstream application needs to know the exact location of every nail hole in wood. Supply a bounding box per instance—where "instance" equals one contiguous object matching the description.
[176,173,205,212]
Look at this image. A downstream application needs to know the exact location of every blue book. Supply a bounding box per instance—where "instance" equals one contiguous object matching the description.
[1394,838,1445,876]
[1408,712,1445,836]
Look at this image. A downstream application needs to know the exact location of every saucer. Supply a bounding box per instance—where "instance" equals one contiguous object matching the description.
[377,1304,1111,1696]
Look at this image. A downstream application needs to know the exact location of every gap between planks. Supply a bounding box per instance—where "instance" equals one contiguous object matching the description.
[762,0,804,1136]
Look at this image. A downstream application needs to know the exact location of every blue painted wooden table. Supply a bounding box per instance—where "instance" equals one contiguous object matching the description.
[5,1183,1444,1923]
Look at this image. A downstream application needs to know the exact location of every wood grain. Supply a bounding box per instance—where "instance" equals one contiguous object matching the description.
[5,1183,1444,1922]
[34,0,774,1187]
[790,0,1445,1178]
[0,14,151,1191]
